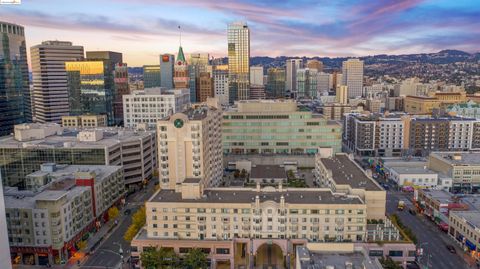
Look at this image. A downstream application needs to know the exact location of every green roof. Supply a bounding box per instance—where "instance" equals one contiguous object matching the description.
[177,46,186,63]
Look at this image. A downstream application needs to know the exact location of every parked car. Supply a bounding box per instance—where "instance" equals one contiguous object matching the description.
[124,209,131,215]
[446,245,456,254]
[408,208,416,215]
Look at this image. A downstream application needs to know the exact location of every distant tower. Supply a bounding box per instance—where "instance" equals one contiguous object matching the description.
[285,59,303,97]
[341,59,364,98]
[228,22,250,103]
[174,26,189,89]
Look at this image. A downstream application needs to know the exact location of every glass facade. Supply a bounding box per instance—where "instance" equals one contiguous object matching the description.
[227,22,250,103]
[114,63,129,125]
[222,112,341,154]
[296,68,318,99]
[66,61,114,124]
[143,65,161,88]
[0,22,30,136]
[0,147,106,188]
[266,67,286,98]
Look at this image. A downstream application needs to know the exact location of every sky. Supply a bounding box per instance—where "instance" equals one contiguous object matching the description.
[1,0,479,66]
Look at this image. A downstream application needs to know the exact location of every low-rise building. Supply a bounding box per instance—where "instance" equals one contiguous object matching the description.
[61,115,107,128]
[416,189,466,226]
[322,102,352,121]
[447,101,480,119]
[249,165,286,184]
[404,96,441,114]
[123,88,190,129]
[5,164,124,266]
[449,210,480,259]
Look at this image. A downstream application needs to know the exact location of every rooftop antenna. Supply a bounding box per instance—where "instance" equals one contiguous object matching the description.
[178,25,182,47]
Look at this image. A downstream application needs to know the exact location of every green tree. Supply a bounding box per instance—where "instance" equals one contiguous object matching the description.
[76,240,87,250]
[140,248,161,269]
[124,206,146,242]
[240,169,247,178]
[182,248,207,269]
[379,256,403,269]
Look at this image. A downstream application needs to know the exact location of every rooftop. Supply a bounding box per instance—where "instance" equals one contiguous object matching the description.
[388,166,436,175]
[431,152,480,165]
[150,188,363,205]
[183,178,202,184]
[451,211,480,228]
[420,189,455,204]
[320,154,382,191]
[298,247,381,269]
[250,165,286,179]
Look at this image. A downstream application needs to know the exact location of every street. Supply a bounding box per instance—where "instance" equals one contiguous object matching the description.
[80,180,157,269]
[386,191,472,269]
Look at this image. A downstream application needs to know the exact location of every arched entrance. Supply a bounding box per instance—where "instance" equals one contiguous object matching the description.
[255,242,285,269]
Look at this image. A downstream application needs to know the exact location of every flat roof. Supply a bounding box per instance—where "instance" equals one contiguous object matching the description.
[451,211,480,228]
[300,251,381,269]
[389,166,436,175]
[27,164,122,185]
[183,178,202,184]
[320,154,382,191]
[420,189,455,204]
[250,165,286,179]
[150,188,363,205]
[431,152,480,166]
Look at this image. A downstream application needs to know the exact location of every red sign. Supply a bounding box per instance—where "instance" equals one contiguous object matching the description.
[162,55,170,62]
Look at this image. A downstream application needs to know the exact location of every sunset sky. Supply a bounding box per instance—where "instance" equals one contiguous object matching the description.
[1,0,479,66]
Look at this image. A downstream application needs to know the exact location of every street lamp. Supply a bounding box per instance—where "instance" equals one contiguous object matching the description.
[113,242,124,261]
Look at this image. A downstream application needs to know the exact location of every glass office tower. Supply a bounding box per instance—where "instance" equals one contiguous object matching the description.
[143,65,161,88]
[0,21,30,136]
[227,22,250,103]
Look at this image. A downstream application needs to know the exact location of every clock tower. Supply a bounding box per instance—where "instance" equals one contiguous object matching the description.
[173,46,189,89]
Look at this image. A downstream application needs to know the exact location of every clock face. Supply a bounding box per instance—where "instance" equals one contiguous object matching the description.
[177,61,182,65]
[174,119,184,128]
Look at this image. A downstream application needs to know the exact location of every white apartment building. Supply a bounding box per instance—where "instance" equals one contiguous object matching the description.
[317,72,330,95]
[250,66,264,85]
[157,98,223,189]
[286,59,303,95]
[213,65,229,106]
[30,41,84,123]
[341,59,364,98]
[449,119,476,150]
[123,88,190,129]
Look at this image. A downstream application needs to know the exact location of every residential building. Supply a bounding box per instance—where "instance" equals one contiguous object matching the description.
[296,68,318,99]
[213,65,229,105]
[249,85,266,100]
[61,115,107,128]
[113,63,129,125]
[385,97,404,112]
[0,173,12,269]
[157,98,223,189]
[306,59,323,72]
[223,99,342,155]
[173,46,189,89]
[447,101,480,119]
[0,21,31,136]
[428,152,480,193]
[132,182,369,268]
[123,88,190,129]
[366,99,383,113]
[449,211,480,257]
[198,72,214,102]
[160,54,174,89]
[142,65,161,88]
[341,59,364,98]
[0,123,156,188]
[314,149,386,220]
[336,85,348,104]
[285,59,303,96]
[250,66,264,86]
[228,22,250,103]
[266,67,285,98]
[30,41,84,124]
[322,103,352,121]
[5,163,124,266]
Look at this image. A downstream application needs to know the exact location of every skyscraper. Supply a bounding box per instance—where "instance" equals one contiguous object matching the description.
[228,22,250,103]
[198,72,214,102]
[174,46,189,89]
[341,59,364,98]
[296,68,318,99]
[160,54,174,88]
[317,72,330,95]
[213,65,229,105]
[0,173,12,269]
[285,59,303,97]
[143,65,161,88]
[307,59,323,72]
[113,63,129,125]
[0,21,30,136]
[188,53,210,103]
[31,41,84,124]
[250,66,264,85]
[266,67,286,98]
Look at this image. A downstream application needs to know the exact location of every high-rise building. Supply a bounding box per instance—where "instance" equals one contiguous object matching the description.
[266,67,286,98]
[30,41,84,124]
[189,53,209,66]
[123,88,190,129]
[188,53,210,103]
[296,68,318,99]
[336,85,348,104]
[157,98,223,189]
[113,63,129,125]
[0,173,12,269]
[143,65,161,88]
[249,85,266,100]
[198,72,214,102]
[227,22,250,103]
[0,21,30,136]
[213,65,229,105]
[174,46,189,89]
[317,72,330,95]
[160,54,174,89]
[341,59,364,98]
[250,66,264,86]
[285,59,303,97]
[307,59,323,72]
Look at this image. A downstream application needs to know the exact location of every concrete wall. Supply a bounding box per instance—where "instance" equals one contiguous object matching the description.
[224,154,315,168]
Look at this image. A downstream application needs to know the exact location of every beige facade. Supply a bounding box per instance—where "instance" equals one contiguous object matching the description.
[449,210,480,259]
[157,98,223,189]
[322,103,352,120]
[336,85,348,104]
[404,96,441,114]
[61,115,107,128]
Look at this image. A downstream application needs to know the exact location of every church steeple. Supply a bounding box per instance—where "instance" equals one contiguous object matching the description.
[177,46,186,63]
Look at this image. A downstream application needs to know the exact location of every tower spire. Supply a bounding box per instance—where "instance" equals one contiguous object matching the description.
[178,25,182,47]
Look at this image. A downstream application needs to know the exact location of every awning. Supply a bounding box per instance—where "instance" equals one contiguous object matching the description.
[466,239,477,251]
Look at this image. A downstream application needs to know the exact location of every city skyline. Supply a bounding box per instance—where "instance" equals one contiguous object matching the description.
[0,0,478,66]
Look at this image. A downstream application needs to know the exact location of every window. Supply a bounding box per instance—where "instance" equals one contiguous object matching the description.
[388,250,403,257]
[216,248,230,254]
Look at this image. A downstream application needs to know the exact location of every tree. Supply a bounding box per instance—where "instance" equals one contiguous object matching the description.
[140,247,179,269]
[240,169,247,178]
[233,170,240,178]
[182,248,207,269]
[124,206,146,242]
[108,206,119,220]
[141,248,161,269]
[379,256,403,269]
[76,240,87,251]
